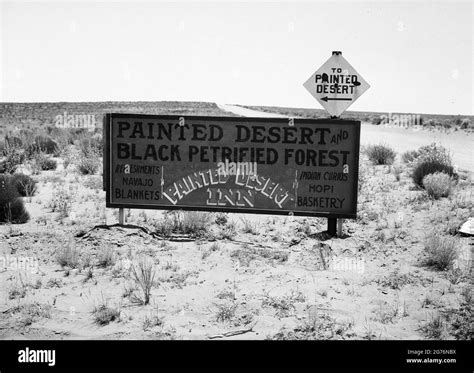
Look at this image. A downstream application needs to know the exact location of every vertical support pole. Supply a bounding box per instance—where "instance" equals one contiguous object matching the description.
[327,218,337,236]
[326,52,342,238]
[119,208,125,225]
[337,219,343,237]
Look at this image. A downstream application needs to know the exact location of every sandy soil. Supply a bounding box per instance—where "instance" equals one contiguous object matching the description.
[0,159,472,340]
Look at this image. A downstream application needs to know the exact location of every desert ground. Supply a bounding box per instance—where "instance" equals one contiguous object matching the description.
[0,102,472,340]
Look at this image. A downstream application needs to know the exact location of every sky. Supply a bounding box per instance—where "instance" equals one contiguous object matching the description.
[1,1,472,115]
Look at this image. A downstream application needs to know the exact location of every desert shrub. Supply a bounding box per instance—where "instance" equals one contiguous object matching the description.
[61,146,79,172]
[423,172,453,199]
[78,134,102,155]
[371,116,383,125]
[214,213,228,226]
[47,128,75,154]
[412,143,455,187]
[401,150,420,164]
[26,136,58,155]
[4,135,23,150]
[423,232,458,270]
[219,220,237,240]
[76,133,102,175]
[33,136,58,154]
[417,143,452,165]
[423,119,437,128]
[83,176,103,191]
[39,157,57,171]
[130,257,156,305]
[413,161,455,188]
[77,153,101,175]
[181,211,213,234]
[0,175,30,224]
[12,174,37,197]
[460,118,472,130]
[366,144,396,165]
[3,148,26,174]
[32,152,57,172]
[49,184,74,218]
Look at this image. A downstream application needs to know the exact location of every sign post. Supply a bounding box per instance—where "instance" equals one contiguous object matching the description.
[118,208,125,225]
[103,51,367,234]
[303,51,370,236]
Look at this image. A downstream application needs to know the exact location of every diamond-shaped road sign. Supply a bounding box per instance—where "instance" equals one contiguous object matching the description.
[303,52,370,117]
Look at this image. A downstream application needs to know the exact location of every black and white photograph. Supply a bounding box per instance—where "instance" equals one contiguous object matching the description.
[0,0,472,371]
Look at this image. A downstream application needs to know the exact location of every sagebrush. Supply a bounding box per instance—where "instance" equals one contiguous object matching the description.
[423,172,453,199]
[366,144,396,165]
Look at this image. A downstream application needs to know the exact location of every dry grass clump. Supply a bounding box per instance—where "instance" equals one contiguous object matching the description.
[423,232,458,270]
[422,172,453,199]
[154,211,212,237]
[92,299,121,325]
[447,287,473,340]
[230,245,288,266]
[419,312,445,339]
[97,245,116,268]
[376,269,417,290]
[240,216,258,234]
[130,257,156,305]
[56,242,80,268]
[8,276,28,300]
[271,312,353,340]
[214,301,238,323]
[142,311,164,331]
[366,144,396,165]
[262,292,306,318]
[12,302,52,327]
[420,287,473,340]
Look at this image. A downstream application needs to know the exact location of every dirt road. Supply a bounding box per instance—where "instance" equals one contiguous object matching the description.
[218,104,473,173]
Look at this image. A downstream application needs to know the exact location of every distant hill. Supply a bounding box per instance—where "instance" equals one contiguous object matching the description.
[238,105,473,131]
[0,101,230,129]
[0,101,472,132]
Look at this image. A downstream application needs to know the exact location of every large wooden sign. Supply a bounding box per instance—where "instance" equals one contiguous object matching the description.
[104,114,360,218]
